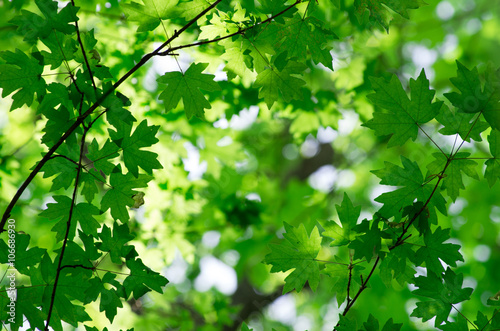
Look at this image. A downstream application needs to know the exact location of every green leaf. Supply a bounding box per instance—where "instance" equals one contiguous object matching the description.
[86,138,120,176]
[438,314,469,331]
[412,227,464,274]
[426,152,479,201]
[157,62,221,119]
[254,53,306,108]
[84,274,123,322]
[177,0,211,20]
[364,70,442,147]
[411,268,473,326]
[122,0,179,32]
[382,318,403,331]
[354,0,424,31]
[97,223,135,263]
[363,314,379,331]
[41,155,77,191]
[322,192,361,246]
[349,218,386,261]
[379,244,415,287]
[0,49,46,111]
[485,129,500,187]
[0,233,45,275]
[124,258,169,299]
[272,15,337,69]
[39,196,101,240]
[80,171,100,203]
[73,203,101,237]
[336,314,358,331]
[109,119,163,177]
[436,104,489,142]
[100,166,153,222]
[474,310,500,330]
[264,222,321,293]
[241,322,253,331]
[39,31,77,69]
[9,0,79,43]
[445,61,500,130]
[372,156,447,221]
[221,47,250,80]
[102,90,137,129]
[39,195,77,242]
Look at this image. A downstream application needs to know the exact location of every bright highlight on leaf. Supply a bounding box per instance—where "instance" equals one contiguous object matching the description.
[122,0,179,32]
[158,62,221,119]
[254,52,306,108]
[264,222,321,293]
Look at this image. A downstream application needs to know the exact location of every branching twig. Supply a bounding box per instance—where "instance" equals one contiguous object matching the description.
[45,126,88,330]
[161,0,302,55]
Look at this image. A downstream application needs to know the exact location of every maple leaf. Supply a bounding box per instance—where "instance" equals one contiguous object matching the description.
[109,119,163,177]
[0,49,46,111]
[336,314,358,331]
[474,310,500,330]
[354,0,424,31]
[272,15,337,70]
[97,223,135,264]
[411,227,464,274]
[84,273,124,322]
[438,314,469,331]
[436,104,490,142]
[100,166,153,222]
[254,52,306,108]
[445,61,500,130]
[39,31,77,70]
[411,268,473,326]
[361,314,402,331]
[485,129,500,187]
[372,156,447,222]
[39,195,101,240]
[349,218,388,261]
[41,155,77,191]
[9,0,79,43]
[264,222,321,293]
[86,138,120,176]
[157,62,221,119]
[364,69,442,147]
[322,193,361,246]
[177,0,212,20]
[426,152,479,201]
[0,233,45,275]
[123,258,169,299]
[122,0,178,32]
[379,244,415,287]
[220,47,250,80]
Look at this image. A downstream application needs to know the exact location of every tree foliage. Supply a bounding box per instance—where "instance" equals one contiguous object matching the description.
[0,0,500,330]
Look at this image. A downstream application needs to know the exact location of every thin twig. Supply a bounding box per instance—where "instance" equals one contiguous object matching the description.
[45,127,88,330]
[70,0,97,91]
[161,0,302,55]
